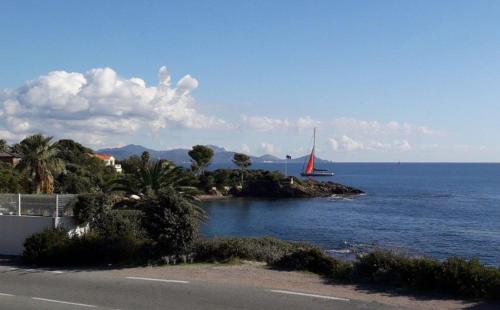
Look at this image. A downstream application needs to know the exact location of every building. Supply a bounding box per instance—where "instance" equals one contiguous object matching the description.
[88,153,122,173]
[0,151,21,166]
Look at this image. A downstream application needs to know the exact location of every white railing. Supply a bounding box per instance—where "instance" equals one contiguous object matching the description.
[0,194,76,217]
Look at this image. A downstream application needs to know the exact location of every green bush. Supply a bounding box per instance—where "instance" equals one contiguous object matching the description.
[140,188,200,256]
[64,232,147,266]
[439,257,500,299]
[352,251,500,299]
[23,228,70,265]
[273,248,352,279]
[194,237,315,263]
[92,209,146,240]
[23,228,147,266]
[73,193,110,225]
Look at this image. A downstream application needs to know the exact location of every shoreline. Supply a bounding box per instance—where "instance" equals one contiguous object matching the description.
[197,194,235,201]
[197,192,365,202]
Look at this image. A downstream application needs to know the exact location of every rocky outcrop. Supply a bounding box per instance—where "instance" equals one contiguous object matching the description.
[238,177,363,198]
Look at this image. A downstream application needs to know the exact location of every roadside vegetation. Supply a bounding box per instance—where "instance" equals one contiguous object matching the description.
[1,134,498,300]
[0,136,116,194]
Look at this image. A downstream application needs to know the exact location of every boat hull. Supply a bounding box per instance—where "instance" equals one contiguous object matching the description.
[300,172,335,177]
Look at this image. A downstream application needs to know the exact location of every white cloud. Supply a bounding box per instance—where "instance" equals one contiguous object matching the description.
[340,135,365,151]
[330,136,412,152]
[394,139,411,151]
[240,115,291,131]
[240,115,320,131]
[296,116,321,129]
[0,66,225,145]
[241,143,251,154]
[260,142,276,154]
[332,117,433,137]
[329,138,339,151]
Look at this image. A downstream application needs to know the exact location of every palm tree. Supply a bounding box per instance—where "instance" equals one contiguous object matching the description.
[16,134,63,194]
[111,160,205,221]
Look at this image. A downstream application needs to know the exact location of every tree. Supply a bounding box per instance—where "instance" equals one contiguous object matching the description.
[16,134,63,194]
[52,139,113,194]
[141,151,150,167]
[188,145,214,176]
[112,160,198,198]
[118,155,142,174]
[232,153,251,186]
[55,139,92,164]
[0,139,8,152]
[0,162,22,193]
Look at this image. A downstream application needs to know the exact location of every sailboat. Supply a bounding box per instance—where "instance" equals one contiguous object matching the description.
[300,128,335,177]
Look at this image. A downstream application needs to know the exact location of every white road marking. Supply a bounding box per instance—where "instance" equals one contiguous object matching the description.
[7,267,63,274]
[0,292,14,297]
[126,276,189,284]
[32,297,97,308]
[270,290,350,302]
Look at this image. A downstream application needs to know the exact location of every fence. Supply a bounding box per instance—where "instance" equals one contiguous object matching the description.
[0,194,76,217]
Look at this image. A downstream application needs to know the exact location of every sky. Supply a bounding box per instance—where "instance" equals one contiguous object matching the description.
[1,0,499,162]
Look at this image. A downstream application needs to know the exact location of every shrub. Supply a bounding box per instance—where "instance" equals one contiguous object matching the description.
[92,209,146,240]
[73,193,110,225]
[64,232,147,266]
[273,248,352,279]
[23,228,70,265]
[23,228,147,267]
[439,257,500,299]
[352,251,500,299]
[194,237,316,263]
[140,188,200,256]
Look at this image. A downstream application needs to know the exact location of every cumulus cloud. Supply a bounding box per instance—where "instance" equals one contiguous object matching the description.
[260,142,276,154]
[241,143,251,154]
[0,66,225,146]
[329,135,364,152]
[240,115,432,138]
[329,136,412,152]
[332,117,433,136]
[240,115,320,131]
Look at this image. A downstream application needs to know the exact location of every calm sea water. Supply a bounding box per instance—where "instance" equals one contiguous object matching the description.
[201,163,500,266]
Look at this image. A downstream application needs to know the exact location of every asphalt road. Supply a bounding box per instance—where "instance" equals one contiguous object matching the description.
[0,265,403,310]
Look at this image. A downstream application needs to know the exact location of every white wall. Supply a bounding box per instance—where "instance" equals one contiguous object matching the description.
[0,216,77,256]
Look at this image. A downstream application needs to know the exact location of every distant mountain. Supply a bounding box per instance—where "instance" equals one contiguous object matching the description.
[97,144,330,165]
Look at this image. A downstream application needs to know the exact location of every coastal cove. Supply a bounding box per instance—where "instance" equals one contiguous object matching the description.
[201,162,500,266]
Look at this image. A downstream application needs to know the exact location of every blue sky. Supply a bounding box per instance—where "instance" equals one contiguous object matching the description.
[1,0,499,161]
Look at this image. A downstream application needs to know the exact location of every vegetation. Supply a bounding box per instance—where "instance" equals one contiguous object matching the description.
[0,139,8,152]
[139,188,203,255]
[232,153,251,186]
[193,237,316,264]
[0,162,23,193]
[23,228,71,265]
[0,135,116,194]
[352,251,500,299]
[141,151,150,167]
[110,159,199,205]
[16,134,63,193]
[274,248,352,279]
[188,145,214,176]
[54,139,116,194]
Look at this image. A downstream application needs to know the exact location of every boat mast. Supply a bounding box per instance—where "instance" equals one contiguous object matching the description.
[313,127,316,151]
[312,127,316,170]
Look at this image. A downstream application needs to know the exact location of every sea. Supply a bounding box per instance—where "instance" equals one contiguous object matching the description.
[200,163,500,266]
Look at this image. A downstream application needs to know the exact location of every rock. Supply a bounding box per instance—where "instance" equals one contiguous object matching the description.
[239,177,363,198]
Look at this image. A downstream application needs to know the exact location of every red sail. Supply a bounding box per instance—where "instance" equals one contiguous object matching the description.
[305,148,315,174]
